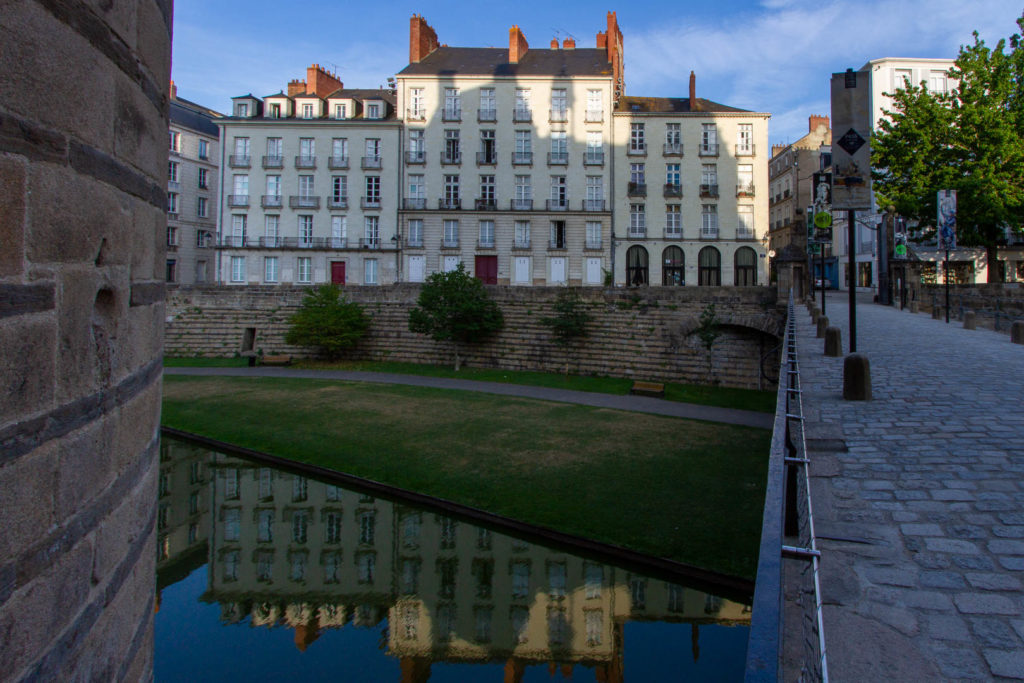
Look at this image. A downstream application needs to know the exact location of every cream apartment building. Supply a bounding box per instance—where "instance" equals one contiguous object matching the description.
[393,14,624,286]
[613,85,770,287]
[216,65,401,286]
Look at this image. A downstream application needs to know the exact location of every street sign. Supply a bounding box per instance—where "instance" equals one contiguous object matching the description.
[894,244,907,257]
[814,211,832,229]
[836,128,866,156]
[937,189,957,250]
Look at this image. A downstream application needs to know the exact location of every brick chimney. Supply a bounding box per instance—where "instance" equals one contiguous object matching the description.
[409,14,439,64]
[809,114,830,132]
[287,79,306,97]
[509,25,528,64]
[689,71,700,111]
[550,38,559,49]
[169,80,177,100]
[562,37,575,49]
[306,63,343,98]
[598,12,624,98]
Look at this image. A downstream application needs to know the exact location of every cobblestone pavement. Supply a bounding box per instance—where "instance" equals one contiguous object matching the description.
[799,293,1024,681]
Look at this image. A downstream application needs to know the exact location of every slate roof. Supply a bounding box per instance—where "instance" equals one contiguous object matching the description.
[616,96,751,114]
[397,47,613,78]
[170,100,220,137]
[324,88,397,105]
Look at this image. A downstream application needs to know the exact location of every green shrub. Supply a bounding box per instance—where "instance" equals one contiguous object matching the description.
[285,284,369,359]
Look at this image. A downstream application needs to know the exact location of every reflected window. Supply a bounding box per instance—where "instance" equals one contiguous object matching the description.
[437,604,456,642]
[438,558,457,599]
[401,558,421,594]
[547,607,568,646]
[511,606,529,644]
[585,563,603,599]
[357,551,376,583]
[402,604,419,640]
[548,561,567,598]
[256,550,274,582]
[223,550,239,582]
[157,504,169,531]
[224,469,239,499]
[440,516,457,549]
[189,492,199,515]
[473,558,494,599]
[257,509,274,542]
[476,527,492,551]
[668,583,685,612]
[258,468,272,499]
[324,511,342,544]
[325,484,342,502]
[359,511,375,545]
[705,594,723,614]
[292,476,308,502]
[323,551,341,583]
[630,577,647,610]
[512,560,530,598]
[474,607,493,643]
[292,510,308,544]
[289,550,307,582]
[402,512,421,548]
[223,508,241,541]
[585,609,603,646]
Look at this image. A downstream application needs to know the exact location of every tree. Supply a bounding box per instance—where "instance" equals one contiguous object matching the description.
[540,288,593,376]
[695,303,721,386]
[408,264,503,370]
[872,14,1024,281]
[285,284,369,359]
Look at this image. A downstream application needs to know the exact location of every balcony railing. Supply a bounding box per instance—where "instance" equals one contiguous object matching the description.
[359,238,381,249]
[361,156,382,170]
[441,238,460,249]
[477,108,496,122]
[406,108,426,121]
[585,110,603,123]
[328,155,349,170]
[548,239,567,250]
[227,194,250,207]
[289,195,321,209]
[167,180,180,192]
[217,236,356,249]
[329,237,347,249]
[405,236,423,248]
[403,198,427,210]
[218,235,249,247]
[546,199,568,211]
[663,142,683,156]
[475,198,497,210]
[699,143,720,157]
[736,144,756,156]
[261,194,283,208]
[295,155,317,169]
[737,227,757,240]
[405,150,425,164]
[260,236,281,248]
[627,182,647,197]
[511,199,533,211]
[627,144,647,156]
[228,154,250,168]
[513,109,532,122]
[512,239,531,250]
[664,183,682,198]
[737,183,755,197]
[627,228,647,239]
[262,155,283,169]
[665,228,682,240]
[511,151,532,165]
[476,152,497,166]
[327,197,348,209]
[440,151,462,165]
[438,198,462,210]
[547,152,568,166]
[583,199,606,211]
[442,107,462,122]
[477,239,495,249]
[701,227,719,239]
[360,196,381,209]
[700,184,720,198]
[549,108,567,123]
[783,188,791,198]
[585,238,602,250]
[583,151,604,166]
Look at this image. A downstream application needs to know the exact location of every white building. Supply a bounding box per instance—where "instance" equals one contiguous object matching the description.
[168,84,221,284]
[216,65,401,286]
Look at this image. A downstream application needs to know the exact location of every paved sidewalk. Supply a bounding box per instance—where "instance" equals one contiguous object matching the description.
[798,293,1024,680]
[163,366,774,429]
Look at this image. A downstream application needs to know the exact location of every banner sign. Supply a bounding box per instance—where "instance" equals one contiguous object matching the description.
[812,172,833,241]
[937,190,957,250]
[830,70,873,210]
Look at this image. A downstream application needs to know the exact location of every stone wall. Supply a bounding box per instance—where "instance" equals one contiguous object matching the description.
[0,1,169,679]
[908,282,1024,333]
[167,285,783,389]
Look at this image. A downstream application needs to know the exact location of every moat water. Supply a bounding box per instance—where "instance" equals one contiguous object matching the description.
[154,435,751,681]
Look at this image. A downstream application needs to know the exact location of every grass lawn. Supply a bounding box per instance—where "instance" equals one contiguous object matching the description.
[164,356,777,413]
[162,375,770,579]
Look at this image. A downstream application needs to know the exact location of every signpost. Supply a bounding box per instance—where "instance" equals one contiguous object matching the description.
[811,172,833,315]
[938,190,957,323]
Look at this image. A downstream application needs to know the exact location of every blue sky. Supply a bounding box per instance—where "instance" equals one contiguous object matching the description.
[170,0,1021,143]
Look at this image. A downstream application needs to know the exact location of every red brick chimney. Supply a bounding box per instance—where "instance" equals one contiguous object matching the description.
[509,25,528,64]
[409,14,439,64]
[689,71,699,111]
[599,12,624,97]
[169,80,177,100]
[287,79,306,96]
[550,38,559,48]
[562,37,575,49]
[305,64,343,98]
[809,114,830,132]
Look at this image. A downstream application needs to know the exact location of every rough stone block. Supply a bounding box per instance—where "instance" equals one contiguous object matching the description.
[843,353,871,400]
[963,310,977,330]
[824,327,842,357]
[113,70,165,184]
[816,316,829,338]
[954,593,1020,615]
[56,417,118,524]
[0,155,26,278]
[135,0,171,99]
[985,649,1024,679]
[90,465,155,583]
[1012,321,1024,345]
[0,443,57,561]
[0,314,55,425]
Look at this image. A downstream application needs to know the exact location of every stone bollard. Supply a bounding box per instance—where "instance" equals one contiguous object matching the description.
[963,311,976,330]
[817,316,829,338]
[1012,320,1024,345]
[843,353,872,400]
[811,310,819,325]
[932,306,942,320]
[824,327,842,357]
[909,301,919,314]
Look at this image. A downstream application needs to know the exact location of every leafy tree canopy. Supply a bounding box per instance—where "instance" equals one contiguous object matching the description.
[540,288,593,348]
[285,284,369,358]
[872,13,1024,280]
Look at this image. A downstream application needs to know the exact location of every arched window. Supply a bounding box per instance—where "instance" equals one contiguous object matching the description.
[626,246,649,286]
[698,246,721,286]
[734,246,757,286]
[662,246,685,286]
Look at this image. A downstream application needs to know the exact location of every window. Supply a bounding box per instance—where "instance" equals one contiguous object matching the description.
[701,124,718,153]
[197,139,208,159]
[264,215,279,246]
[666,123,681,146]
[514,221,530,248]
[701,164,718,187]
[626,245,648,286]
[663,245,685,285]
[366,103,381,119]
[168,160,179,182]
[443,219,459,247]
[334,102,347,119]
[735,246,757,285]
[630,163,645,184]
[196,230,210,248]
[586,221,602,249]
[165,259,176,282]
[479,129,496,163]
[197,167,208,189]
[301,103,314,119]
[331,137,348,161]
[364,215,379,248]
[586,176,603,202]
[264,257,278,282]
[515,175,531,201]
[364,258,378,284]
[666,163,680,186]
[167,192,178,213]
[550,131,567,162]
[233,136,250,158]
[551,88,567,120]
[737,123,753,154]
[297,215,314,247]
[630,123,645,152]
[297,256,312,283]
[702,204,718,238]
[444,87,460,119]
[332,175,347,203]
[479,175,495,203]
[444,175,460,203]
[231,214,246,245]
[168,131,180,152]
[586,89,603,120]
[365,138,381,161]
[331,216,346,248]
[409,88,424,118]
[479,220,494,247]
[408,129,424,156]
[299,137,314,160]
[514,88,530,118]
[268,103,281,118]
[234,102,249,117]
[479,88,496,120]
[230,256,245,282]
[266,137,282,162]
[738,164,754,194]
[550,220,566,249]
[550,176,566,208]
[629,204,646,236]
[444,129,460,162]
[666,205,681,237]
[586,131,602,162]
[699,246,722,285]
[408,174,424,200]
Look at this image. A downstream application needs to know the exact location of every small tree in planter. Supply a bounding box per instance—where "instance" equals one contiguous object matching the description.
[541,287,593,376]
[285,284,369,359]
[696,303,721,386]
[408,264,503,370]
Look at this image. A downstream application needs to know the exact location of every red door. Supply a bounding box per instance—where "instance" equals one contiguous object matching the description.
[475,255,497,285]
[330,261,346,284]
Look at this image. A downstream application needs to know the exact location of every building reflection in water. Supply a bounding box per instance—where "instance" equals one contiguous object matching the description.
[156,436,751,680]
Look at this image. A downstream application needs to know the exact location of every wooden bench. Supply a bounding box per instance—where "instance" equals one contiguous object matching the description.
[260,354,293,366]
[630,381,665,398]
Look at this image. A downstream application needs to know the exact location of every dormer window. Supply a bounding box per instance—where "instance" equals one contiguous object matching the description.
[269,103,281,118]
[302,103,314,119]
[367,103,381,119]
[235,102,249,117]
[334,103,346,119]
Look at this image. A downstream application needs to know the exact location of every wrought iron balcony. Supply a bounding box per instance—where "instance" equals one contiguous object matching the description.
[327,197,348,209]
[513,108,532,122]
[583,151,604,166]
[359,238,381,249]
[627,228,647,239]
[700,184,719,198]
[440,151,462,165]
[585,238,602,250]
[511,151,533,165]
[512,239,531,250]
[442,107,462,122]
[361,156,382,170]
[510,199,533,211]
[627,144,647,156]
[295,155,317,169]
[328,155,349,169]
[406,108,426,121]
[736,183,755,197]
[227,194,250,207]
[476,152,497,166]
[261,194,283,208]
[441,238,460,249]
[475,198,497,210]
[664,183,682,198]
[737,227,757,240]
[438,198,462,210]
[663,142,683,156]
[477,239,495,249]
[547,152,568,166]
[548,239,567,250]
[699,143,720,157]
[228,154,250,168]
[405,236,423,248]
[664,228,682,240]
[546,199,568,211]
[403,198,427,210]
[627,182,647,197]
[585,110,603,123]
[360,196,381,209]
[477,108,496,122]
[549,108,568,123]
[701,227,719,239]
[289,195,321,209]
[736,144,756,156]
[582,199,606,211]
[262,155,283,169]
[405,150,425,164]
